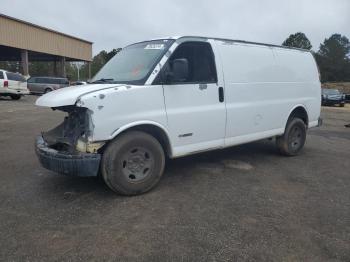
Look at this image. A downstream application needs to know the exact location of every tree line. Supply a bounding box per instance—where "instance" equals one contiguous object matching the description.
[282,32,350,82]
[67,48,122,81]
[0,33,349,83]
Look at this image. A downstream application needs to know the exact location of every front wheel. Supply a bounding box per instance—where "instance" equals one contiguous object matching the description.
[276,118,306,156]
[101,131,165,195]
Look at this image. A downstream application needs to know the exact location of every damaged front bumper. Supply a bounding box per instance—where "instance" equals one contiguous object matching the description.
[35,136,101,177]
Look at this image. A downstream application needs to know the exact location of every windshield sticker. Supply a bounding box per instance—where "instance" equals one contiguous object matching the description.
[131,65,143,76]
[145,44,165,50]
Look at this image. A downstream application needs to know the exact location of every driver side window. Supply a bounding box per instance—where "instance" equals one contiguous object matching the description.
[155,41,217,84]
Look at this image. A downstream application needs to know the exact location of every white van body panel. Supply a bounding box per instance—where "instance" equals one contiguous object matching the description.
[35,83,121,107]
[110,120,171,143]
[36,36,321,158]
[215,40,320,147]
[78,85,168,142]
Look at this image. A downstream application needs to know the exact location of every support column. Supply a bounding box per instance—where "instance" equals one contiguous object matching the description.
[53,59,58,76]
[60,56,66,77]
[88,62,91,80]
[21,50,29,76]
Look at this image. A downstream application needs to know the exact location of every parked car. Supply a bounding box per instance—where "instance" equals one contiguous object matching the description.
[0,69,29,100]
[27,77,69,94]
[345,93,350,103]
[71,81,87,86]
[35,36,321,195]
[321,88,346,107]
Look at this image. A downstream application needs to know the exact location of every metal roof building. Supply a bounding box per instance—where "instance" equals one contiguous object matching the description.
[0,13,93,77]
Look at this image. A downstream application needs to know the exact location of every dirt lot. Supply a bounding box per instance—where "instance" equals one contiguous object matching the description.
[0,96,349,261]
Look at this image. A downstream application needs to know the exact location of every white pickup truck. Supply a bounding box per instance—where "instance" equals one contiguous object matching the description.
[35,36,321,195]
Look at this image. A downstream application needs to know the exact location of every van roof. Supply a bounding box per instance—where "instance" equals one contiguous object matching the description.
[30,76,67,79]
[148,36,311,52]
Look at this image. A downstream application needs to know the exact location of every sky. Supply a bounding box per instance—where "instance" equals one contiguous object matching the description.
[1,0,349,55]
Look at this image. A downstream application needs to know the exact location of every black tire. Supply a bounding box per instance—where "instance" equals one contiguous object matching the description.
[340,103,345,107]
[276,118,306,156]
[101,131,165,195]
[10,95,21,100]
[44,88,52,93]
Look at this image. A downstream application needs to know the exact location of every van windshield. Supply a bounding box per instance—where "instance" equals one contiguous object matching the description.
[92,39,174,85]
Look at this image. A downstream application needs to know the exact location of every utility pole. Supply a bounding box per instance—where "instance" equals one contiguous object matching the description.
[75,62,83,81]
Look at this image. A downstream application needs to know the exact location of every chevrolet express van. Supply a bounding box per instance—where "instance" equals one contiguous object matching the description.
[35,36,321,195]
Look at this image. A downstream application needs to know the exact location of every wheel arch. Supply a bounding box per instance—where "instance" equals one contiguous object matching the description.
[286,105,309,128]
[108,121,173,158]
[44,86,54,92]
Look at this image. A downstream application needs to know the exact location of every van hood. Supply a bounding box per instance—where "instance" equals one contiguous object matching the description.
[36,84,122,107]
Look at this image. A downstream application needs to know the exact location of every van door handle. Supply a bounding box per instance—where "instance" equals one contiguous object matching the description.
[218,87,224,102]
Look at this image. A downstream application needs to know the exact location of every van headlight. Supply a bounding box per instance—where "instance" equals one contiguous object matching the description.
[76,138,105,153]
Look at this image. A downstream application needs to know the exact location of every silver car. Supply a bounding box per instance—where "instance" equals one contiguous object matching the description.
[27,77,69,94]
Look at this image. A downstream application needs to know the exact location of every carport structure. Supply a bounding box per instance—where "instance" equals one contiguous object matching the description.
[0,13,92,77]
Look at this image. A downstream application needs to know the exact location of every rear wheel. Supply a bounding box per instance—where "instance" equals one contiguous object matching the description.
[44,88,52,93]
[10,95,21,100]
[276,118,306,156]
[101,131,165,195]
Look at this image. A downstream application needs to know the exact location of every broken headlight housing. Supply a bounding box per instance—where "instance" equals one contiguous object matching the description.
[42,106,92,153]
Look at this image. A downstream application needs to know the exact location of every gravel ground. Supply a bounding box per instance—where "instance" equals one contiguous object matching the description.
[0,95,349,261]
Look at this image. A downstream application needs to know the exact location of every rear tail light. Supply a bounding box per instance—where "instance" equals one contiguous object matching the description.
[4,80,8,88]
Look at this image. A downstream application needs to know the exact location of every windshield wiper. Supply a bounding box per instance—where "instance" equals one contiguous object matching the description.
[91,78,115,84]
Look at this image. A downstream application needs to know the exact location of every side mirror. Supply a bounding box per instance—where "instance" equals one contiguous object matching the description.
[168,58,189,83]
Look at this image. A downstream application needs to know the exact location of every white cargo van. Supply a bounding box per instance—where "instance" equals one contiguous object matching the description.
[0,69,29,99]
[35,36,321,195]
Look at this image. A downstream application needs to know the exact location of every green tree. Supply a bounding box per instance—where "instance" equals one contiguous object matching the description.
[315,34,350,82]
[106,48,122,62]
[29,61,55,76]
[0,61,19,72]
[282,32,312,50]
[78,48,122,81]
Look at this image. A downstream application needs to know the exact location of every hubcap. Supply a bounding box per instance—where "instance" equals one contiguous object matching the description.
[289,126,303,150]
[121,147,154,182]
